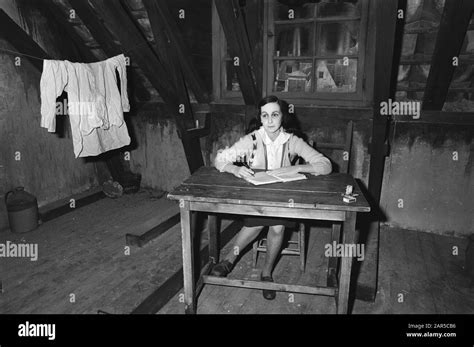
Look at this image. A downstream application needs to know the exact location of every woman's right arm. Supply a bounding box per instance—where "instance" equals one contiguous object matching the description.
[214,135,255,178]
[221,163,254,178]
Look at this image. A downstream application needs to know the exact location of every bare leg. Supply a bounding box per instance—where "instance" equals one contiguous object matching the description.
[224,226,264,264]
[262,225,285,277]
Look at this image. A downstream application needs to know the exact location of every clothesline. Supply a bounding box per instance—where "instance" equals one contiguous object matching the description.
[0,39,152,62]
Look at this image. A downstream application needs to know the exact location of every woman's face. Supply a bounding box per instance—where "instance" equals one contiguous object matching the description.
[260,102,282,136]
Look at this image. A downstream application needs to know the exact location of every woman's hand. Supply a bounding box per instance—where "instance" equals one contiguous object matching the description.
[224,164,254,178]
[233,166,255,178]
[267,165,301,176]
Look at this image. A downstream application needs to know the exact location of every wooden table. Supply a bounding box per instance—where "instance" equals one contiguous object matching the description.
[167,167,370,314]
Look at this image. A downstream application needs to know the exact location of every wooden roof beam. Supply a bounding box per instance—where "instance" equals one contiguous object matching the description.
[40,1,98,63]
[78,0,203,172]
[138,0,195,123]
[142,0,210,103]
[422,0,474,110]
[0,9,50,71]
[67,0,151,101]
[115,0,195,129]
[120,0,205,172]
[120,0,178,94]
[215,0,260,105]
[67,0,122,57]
[71,1,179,115]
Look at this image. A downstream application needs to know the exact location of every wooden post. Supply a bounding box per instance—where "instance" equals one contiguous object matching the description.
[337,211,357,314]
[357,0,399,302]
[180,200,195,314]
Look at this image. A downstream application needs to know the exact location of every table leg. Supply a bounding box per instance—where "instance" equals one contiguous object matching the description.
[191,211,197,239]
[208,214,219,264]
[327,222,341,287]
[180,201,196,314]
[337,211,356,314]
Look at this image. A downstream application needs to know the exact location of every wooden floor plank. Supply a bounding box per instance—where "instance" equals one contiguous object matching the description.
[0,192,179,314]
[3,210,178,313]
[303,225,336,314]
[197,229,247,314]
[405,230,438,313]
[2,190,473,315]
[1,194,177,285]
[67,226,183,314]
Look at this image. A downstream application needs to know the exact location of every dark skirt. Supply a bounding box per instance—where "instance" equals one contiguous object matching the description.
[243,216,296,228]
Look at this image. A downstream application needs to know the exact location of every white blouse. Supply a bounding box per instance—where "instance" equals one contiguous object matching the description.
[258,127,291,170]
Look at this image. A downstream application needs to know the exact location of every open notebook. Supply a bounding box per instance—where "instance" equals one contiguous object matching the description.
[244,171,307,186]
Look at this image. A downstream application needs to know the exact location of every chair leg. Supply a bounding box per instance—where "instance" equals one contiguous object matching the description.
[252,241,259,268]
[327,222,341,287]
[208,214,219,264]
[299,222,306,272]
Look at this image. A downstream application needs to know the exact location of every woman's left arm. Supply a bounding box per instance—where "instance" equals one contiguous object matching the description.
[268,136,332,176]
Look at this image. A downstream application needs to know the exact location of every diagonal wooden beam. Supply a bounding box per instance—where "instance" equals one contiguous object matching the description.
[0,9,50,71]
[157,30,205,173]
[67,0,150,101]
[34,0,95,64]
[142,0,210,103]
[215,0,260,105]
[76,1,181,119]
[422,0,474,110]
[121,0,179,95]
[68,0,121,57]
[73,0,203,173]
[118,0,204,173]
[138,0,195,126]
[40,1,97,63]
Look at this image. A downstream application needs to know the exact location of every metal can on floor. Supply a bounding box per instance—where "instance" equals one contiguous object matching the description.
[5,187,39,233]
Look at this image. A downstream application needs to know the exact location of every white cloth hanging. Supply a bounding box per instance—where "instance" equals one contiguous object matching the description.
[40,54,131,158]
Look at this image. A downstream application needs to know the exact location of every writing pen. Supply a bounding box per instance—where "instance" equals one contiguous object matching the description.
[242,162,254,176]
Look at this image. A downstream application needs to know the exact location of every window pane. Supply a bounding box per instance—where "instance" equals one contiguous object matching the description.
[317,0,360,18]
[273,60,312,93]
[315,59,357,92]
[318,22,359,55]
[274,2,316,20]
[275,24,312,57]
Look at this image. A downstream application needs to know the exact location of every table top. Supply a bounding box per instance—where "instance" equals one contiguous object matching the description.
[168,167,370,212]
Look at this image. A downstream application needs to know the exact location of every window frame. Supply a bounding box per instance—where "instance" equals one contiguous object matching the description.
[212,0,374,107]
[263,0,371,106]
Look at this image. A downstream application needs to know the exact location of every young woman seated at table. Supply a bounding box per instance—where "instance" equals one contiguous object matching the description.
[212,95,332,300]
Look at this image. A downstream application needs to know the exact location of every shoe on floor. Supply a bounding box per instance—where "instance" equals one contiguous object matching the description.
[261,275,276,300]
[210,260,233,277]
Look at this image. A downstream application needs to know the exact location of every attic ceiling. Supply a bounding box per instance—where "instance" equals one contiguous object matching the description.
[2,0,474,111]
[49,0,167,100]
[6,0,212,104]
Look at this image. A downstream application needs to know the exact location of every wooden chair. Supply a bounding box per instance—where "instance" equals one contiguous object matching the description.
[253,221,306,272]
[252,121,354,277]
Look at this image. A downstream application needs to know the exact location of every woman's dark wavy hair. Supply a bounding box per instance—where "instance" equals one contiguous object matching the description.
[245,95,305,139]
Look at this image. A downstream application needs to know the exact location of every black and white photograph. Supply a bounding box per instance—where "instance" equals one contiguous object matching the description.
[0,0,473,344]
